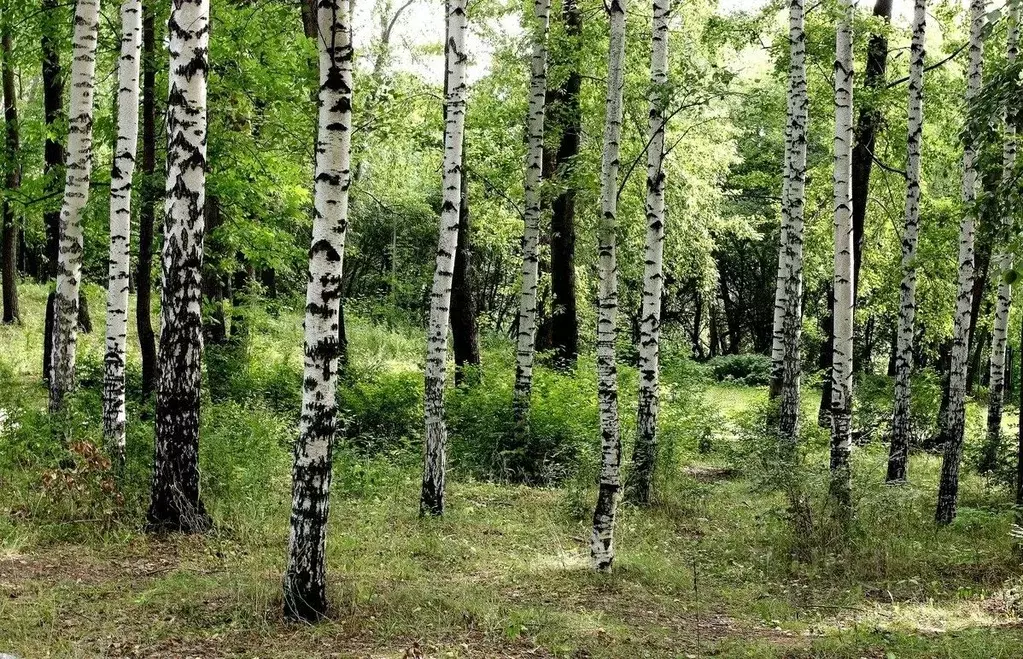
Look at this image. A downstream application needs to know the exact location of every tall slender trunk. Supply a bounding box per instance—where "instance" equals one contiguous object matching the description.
[41,0,65,381]
[829,0,854,513]
[103,0,143,466]
[136,0,158,396]
[768,0,808,443]
[887,0,926,483]
[981,0,1019,473]
[512,0,551,437]
[146,0,211,533]
[49,0,101,412]
[590,0,626,572]
[450,170,479,385]
[627,0,669,506]
[420,0,467,517]
[936,0,985,526]
[1,24,20,324]
[283,0,352,621]
[548,0,581,368]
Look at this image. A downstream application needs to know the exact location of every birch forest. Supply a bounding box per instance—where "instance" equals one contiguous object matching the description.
[4,0,1023,654]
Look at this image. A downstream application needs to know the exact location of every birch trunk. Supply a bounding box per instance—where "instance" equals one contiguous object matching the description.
[511,0,551,438]
[49,0,100,412]
[628,0,670,505]
[590,0,626,572]
[1,24,20,324]
[284,0,352,621]
[146,0,211,533]
[936,0,985,526]
[421,0,467,517]
[768,0,808,442]
[103,0,143,466]
[830,0,854,512]
[887,0,926,483]
[981,0,1019,473]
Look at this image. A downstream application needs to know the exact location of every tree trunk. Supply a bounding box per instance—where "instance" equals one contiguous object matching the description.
[547,0,581,369]
[768,0,808,445]
[936,0,985,526]
[1,24,20,324]
[40,0,65,380]
[981,0,1019,473]
[512,0,551,438]
[627,0,669,506]
[136,0,158,397]
[829,0,855,516]
[146,0,212,533]
[450,170,479,385]
[420,0,468,517]
[49,0,101,411]
[887,0,926,483]
[590,0,626,572]
[283,0,352,622]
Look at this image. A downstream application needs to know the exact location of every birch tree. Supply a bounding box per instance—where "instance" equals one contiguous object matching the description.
[421,0,467,517]
[887,0,926,483]
[147,0,211,532]
[768,0,808,442]
[103,0,143,466]
[49,0,100,412]
[628,0,670,505]
[590,0,626,571]
[980,0,1019,473]
[936,0,985,526]
[512,0,551,436]
[284,0,352,621]
[830,0,854,511]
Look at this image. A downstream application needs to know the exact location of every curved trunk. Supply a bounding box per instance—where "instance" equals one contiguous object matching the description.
[512,0,551,436]
[1,25,20,324]
[136,0,158,396]
[146,0,211,533]
[981,0,1019,473]
[420,0,468,517]
[628,0,670,505]
[103,0,143,467]
[49,0,101,412]
[768,0,807,442]
[936,0,985,526]
[887,0,926,483]
[590,0,626,572]
[284,0,352,622]
[830,0,854,514]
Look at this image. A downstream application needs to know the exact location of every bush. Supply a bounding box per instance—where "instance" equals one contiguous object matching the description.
[337,367,423,455]
[706,353,771,386]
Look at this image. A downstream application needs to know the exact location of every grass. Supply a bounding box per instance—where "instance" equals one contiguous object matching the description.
[2,283,1023,657]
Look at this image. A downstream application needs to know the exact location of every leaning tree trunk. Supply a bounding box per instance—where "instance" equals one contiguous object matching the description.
[1,24,20,324]
[41,0,65,381]
[627,0,670,506]
[103,0,142,467]
[590,0,626,572]
[768,0,808,442]
[146,0,211,533]
[936,0,985,526]
[283,0,352,622]
[136,0,158,397]
[887,0,927,484]
[980,0,1019,473]
[830,0,855,514]
[420,0,468,517]
[511,0,551,438]
[49,0,101,412]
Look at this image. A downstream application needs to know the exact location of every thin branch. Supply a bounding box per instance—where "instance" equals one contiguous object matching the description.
[886,42,968,88]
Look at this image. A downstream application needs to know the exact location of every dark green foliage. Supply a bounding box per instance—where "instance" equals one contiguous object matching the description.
[336,366,423,455]
[706,353,772,386]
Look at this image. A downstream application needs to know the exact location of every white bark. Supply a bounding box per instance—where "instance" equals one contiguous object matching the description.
[937,0,985,525]
[629,0,670,505]
[421,0,468,517]
[512,0,551,433]
[830,0,854,509]
[49,0,100,412]
[888,0,926,483]
[590,0,627,572]
[284,0,353,621]
[769,0,808,442]
[103,0,142,465]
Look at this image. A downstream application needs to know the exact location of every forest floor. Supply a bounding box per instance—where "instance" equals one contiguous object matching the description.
[2,284,1023,658]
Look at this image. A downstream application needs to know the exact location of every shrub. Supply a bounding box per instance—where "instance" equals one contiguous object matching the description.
[706,353,771,386]
[337,366,423,455]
